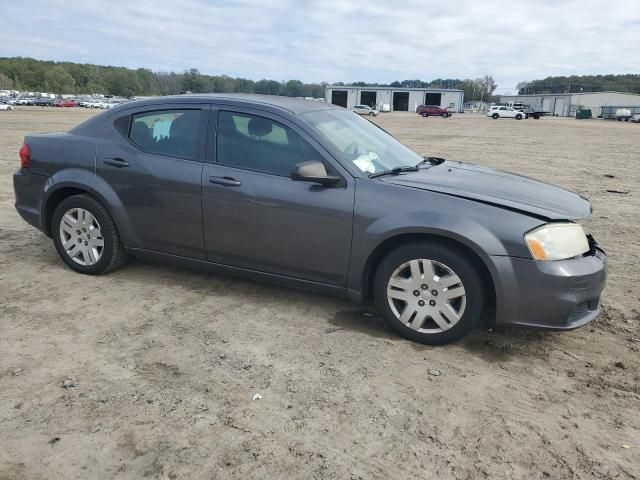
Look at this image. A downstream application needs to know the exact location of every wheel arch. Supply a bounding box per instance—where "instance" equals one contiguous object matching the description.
[42,184,113,237]
[361,232,497,324]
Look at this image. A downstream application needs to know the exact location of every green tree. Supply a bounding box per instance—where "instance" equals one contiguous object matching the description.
[255,79,281,95]
[233,77,255,93]
[283,80,304,97]
[44,66,76,94]
[0,72,14,89]
[181,68,208,93]
[104,69,142,96]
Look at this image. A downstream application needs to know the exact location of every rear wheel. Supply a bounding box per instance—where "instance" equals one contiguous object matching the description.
[421,112,428,117]
[492,113,499,119]
[52,194,128,275]
[374,242,485,345]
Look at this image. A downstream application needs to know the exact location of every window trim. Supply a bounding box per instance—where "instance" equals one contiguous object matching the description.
[210,106,348,183]
[115,106,209,163]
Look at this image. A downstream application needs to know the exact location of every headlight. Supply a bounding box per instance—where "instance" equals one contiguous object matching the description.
[524,223,590,261]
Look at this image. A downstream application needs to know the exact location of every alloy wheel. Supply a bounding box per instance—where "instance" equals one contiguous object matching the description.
[59,208,105,266]
[386,258,466,334]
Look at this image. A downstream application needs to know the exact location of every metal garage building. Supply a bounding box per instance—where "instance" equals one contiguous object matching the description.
[499,91,640,117]
[325,85,464,113]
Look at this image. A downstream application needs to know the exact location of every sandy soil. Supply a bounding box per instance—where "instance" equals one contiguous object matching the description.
[1,107,638,480]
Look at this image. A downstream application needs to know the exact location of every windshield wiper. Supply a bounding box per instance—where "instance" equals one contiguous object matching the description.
[368,166,419,178]
[415,156,446,168]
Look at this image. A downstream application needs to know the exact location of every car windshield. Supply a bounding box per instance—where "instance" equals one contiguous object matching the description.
[299,109,423,174]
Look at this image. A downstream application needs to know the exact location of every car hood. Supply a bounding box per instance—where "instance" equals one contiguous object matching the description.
[381,161,591,220]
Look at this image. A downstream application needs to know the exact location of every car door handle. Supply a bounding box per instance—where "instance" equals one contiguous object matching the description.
[209,176,241,187]
[103,158,129,168]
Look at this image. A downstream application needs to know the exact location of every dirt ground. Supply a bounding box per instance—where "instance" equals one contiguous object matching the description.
[1,107,639,480]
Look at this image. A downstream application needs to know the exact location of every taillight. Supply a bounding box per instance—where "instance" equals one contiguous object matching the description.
[19,143,31,168]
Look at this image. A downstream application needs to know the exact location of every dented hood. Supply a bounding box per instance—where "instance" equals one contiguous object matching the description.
[381,161,592,220]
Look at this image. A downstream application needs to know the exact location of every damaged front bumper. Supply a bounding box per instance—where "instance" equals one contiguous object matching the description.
[491,245,607,329]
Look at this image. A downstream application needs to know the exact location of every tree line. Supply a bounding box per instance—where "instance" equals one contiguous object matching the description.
[0,58,327,97]
[516,74,640,95]
[0,57,502,101]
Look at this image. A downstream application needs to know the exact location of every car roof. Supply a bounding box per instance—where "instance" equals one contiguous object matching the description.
[114,94,341,115]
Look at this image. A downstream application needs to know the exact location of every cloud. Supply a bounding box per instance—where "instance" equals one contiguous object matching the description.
[2,0,639,93]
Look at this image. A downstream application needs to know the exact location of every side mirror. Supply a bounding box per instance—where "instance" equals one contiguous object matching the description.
[290,161,341,186]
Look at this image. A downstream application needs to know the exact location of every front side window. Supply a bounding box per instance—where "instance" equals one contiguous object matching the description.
[129,109,202,159]
[217,111,320,176]
[299,109,423,175]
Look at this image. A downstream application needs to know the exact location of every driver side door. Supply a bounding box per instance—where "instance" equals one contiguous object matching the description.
[202,107,356,286]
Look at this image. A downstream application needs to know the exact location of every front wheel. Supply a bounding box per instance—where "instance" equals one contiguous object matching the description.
[374,242,486,345]
[52,194,128,275]
[515,113,523,120]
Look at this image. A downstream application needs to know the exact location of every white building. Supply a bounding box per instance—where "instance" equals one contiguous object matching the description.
[325,85,464,113]
[499,91,640,117]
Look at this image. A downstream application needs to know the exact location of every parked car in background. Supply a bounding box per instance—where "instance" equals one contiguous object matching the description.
[351,105,378,116]
[0,103,14,111]
[13,94,607,345]
[487,106,525,120]
[417,105,451,118]
[631,114,640,123]
[615,109,632,121]
[35,98,54,107]
[54,99,78,107]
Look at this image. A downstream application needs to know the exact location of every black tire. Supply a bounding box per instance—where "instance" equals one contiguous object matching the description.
[421,112,428,117]
[515,113,523,120]
[373,241,486,345]
[492,113,499,119]
[441,112,447,118]
[51,194,128,275]
[369,111,375,117]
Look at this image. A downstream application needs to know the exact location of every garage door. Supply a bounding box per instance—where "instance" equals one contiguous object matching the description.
[554,99,565,116]
[542,98,551,112]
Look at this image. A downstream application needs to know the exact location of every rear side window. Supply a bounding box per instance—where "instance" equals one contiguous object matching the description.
[129,109,202,159]
[216,111,320,176]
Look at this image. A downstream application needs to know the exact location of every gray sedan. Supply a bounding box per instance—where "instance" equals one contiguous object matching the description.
[13,94,607,344]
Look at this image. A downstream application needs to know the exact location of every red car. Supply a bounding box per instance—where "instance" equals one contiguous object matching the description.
[417,105,451,118]
[53,100,78,107]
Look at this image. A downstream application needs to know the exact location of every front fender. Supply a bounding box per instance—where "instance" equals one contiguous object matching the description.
[347,179,542,296]
[361,211,507,257]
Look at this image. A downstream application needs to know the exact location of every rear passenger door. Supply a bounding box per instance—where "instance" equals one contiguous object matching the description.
[202,107,355,286]
[97,104,209,259]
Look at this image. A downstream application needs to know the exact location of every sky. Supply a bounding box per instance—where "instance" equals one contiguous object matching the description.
[2,0,639,94]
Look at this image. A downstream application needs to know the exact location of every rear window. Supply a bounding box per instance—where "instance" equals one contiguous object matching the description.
[129,109,203,160]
